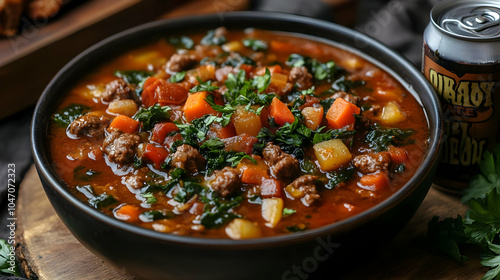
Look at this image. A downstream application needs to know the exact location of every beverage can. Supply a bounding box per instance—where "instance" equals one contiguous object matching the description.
[422,0,500,192]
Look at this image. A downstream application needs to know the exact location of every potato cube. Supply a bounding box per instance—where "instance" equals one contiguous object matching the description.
[107,99,138,117]
[225,218,262,240]
[222,41,244,52]
[232,106,262,137]
[261,197,284,228]
[313,139,352,171]
[380,101,407,125]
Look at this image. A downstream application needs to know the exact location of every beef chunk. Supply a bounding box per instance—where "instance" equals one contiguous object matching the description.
[103,129,140,165]
[214,26,228,38]
[331,91,360,106]
[166,53,198,73]
[215,66,235,83]
[102,79,133,102]
[171,144,205,174]
[69,114,110,138]
[210,167,241,197]
[125,168,148,189]
[353,152,391,174]
[262,143,299,183]
[289,175,320,207]
[289,66,313,90]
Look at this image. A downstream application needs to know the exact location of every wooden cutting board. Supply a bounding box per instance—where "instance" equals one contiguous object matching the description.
[15,165,487,280]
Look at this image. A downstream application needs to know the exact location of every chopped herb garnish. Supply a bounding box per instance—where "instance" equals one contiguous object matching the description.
[168,71,186,83]
[283,208,296,217]
[365,124,414,152]
[199,138,255,175]
[200,196,243,228]
[286,54,344,82]
[139,210,175,222]
[224,69,275,110]
[141,192,157,204]
[189,79,219,93]
[221,55,256,67]
[286,224,308,232]
[312,128,356,145]
[114,70,152,85]
[76,185,117,209]
[73,166,101,182]
[201,29,227,46]
[325,167,355,189]
[174,181,204,203]
[53,104,89,127]
[133,104,171,130]
[426,143,500,279]
[168,36,194,49]
[332,76,366,92]
[243,38,268,51]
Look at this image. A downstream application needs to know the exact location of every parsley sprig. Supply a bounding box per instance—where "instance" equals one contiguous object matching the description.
[426,143,500,280]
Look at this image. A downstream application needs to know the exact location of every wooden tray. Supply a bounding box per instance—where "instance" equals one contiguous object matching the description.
[0,0,185,120]
[15,165,487,279]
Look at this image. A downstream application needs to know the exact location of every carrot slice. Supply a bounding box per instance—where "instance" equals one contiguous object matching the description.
[152,123,179,143]
[115,205,141,223]
[109,115,140,133]
[183,91,218,122]
[359,172,390,192]
[326,98,361,129]
[269,97,295,126]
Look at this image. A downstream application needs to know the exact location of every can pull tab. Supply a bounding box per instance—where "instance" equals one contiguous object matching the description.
[443,8,500,33]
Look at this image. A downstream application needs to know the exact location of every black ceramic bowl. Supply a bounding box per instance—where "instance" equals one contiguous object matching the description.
[31,12,441,280]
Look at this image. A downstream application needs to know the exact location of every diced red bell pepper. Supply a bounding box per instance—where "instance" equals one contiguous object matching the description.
[142,144,169,169]
[151,123,179,144]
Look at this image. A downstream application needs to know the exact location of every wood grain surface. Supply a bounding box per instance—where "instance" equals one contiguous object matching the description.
[16,165,487,280]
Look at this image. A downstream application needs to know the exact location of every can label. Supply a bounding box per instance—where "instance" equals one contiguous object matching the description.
[423,45,500,189]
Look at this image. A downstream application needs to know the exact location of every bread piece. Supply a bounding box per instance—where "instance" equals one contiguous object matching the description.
[0,0,24,36]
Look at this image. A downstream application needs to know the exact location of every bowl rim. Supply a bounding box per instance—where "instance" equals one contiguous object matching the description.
[31,11,442,249]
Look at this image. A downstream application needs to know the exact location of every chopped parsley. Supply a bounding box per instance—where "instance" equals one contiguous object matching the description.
[168,71,186,83]
[199,138,255,175]
[76,185,117,209]
[201,29,227,46]
[200,196,243,229]
[139,210,175,222]
[426,143,500,280]
[73,166,101,182]
[53,103,89,127]
[286,54,344,82]
[168,36,194,49]
[189,79,219,93]
[133,104,171,130]
[243,38,268,51]
[365,124,414,152]
[114,70,152,85]
[283,208,296,217]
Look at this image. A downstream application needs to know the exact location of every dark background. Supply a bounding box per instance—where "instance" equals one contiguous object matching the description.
[0,0,440,278]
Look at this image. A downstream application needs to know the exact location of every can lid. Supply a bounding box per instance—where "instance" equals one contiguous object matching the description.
[432,0,500,39]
